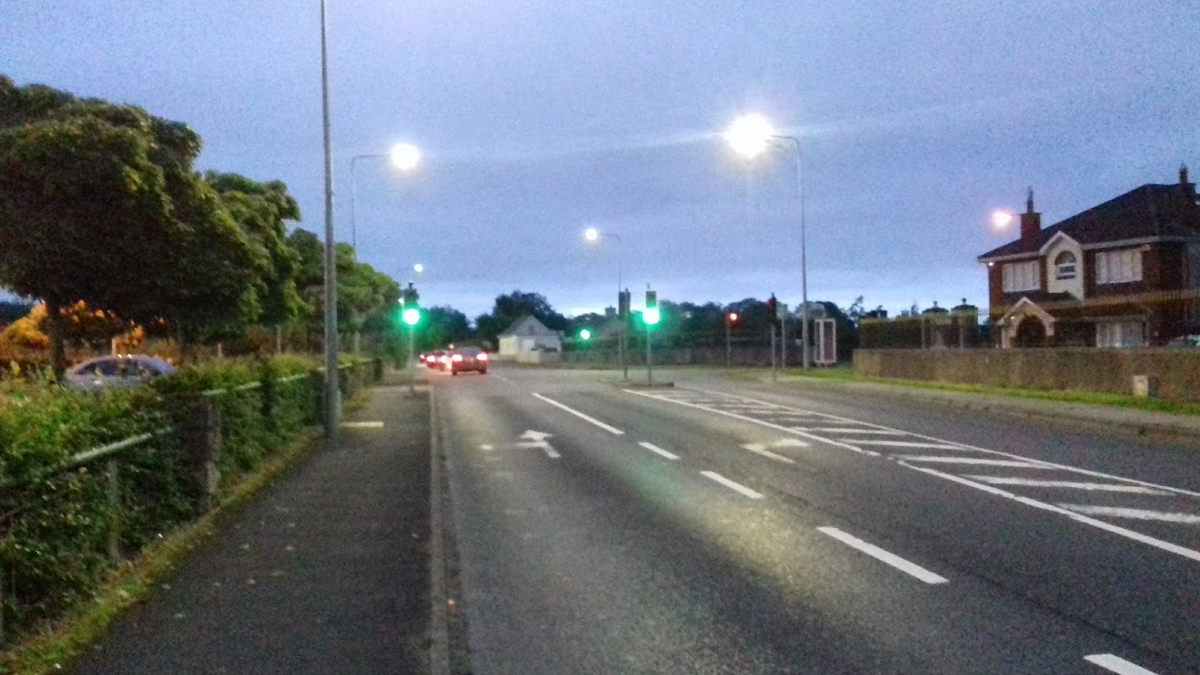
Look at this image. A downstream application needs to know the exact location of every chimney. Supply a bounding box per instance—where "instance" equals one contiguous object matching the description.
[1020,187,1041,244]
[1182,164,1196,201]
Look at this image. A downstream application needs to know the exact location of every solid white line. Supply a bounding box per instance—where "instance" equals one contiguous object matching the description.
[639,441,680,461]
[1084,653,1161,675]
[532,393,625,435]
[896,456,1049,468]
[965,477,1171,495]
[898,461,1200,563]
[1059,505,1200,524]
[817,527,949,585]
[844,440,965,449]
[340,421,384,429]
[625,389,878,456]
[799,428,906,435]
[542,445,561,459]
[741,444,796,464]
[701,471,764,499]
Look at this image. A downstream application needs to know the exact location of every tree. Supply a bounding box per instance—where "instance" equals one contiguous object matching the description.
[418,306,472,351]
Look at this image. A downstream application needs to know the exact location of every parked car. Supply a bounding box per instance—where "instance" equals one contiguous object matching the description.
[424,350,446,368]
[64,354,175,391]
[1166,335,1200,348]
[443,347,488,375]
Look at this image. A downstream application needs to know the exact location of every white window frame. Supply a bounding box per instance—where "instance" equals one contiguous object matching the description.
[1095,321,1145,348]
[1053,251,1077,280]
[1001,260,1039,292]
[1095,248,1142,284]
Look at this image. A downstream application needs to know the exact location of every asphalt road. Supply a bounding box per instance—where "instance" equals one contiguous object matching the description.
[434,365,1200,675]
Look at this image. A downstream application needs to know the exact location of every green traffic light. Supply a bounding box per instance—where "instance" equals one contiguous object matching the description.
[579,328,592,340]
[643,308,661,325]
[401,307,421,326]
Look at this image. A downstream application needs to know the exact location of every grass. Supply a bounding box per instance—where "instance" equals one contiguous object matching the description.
[741,365,1200,417]
[0,425,326,675]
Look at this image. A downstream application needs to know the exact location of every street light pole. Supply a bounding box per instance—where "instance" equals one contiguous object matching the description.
[585,228,627,379]
[319,0,339,436]
[785,136,811,371]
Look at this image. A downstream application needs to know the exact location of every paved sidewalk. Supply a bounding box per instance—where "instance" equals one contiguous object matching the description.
[774,373,1200,438]
[68,382,432,675]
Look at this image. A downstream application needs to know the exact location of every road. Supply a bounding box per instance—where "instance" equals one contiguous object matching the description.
[433,365,1200,675]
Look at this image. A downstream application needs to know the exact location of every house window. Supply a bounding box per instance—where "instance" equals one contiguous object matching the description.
[1095,248,1142,284]
[1053,251,1077,280]
[1001,260,1039,292]
[1096,321,1145,348]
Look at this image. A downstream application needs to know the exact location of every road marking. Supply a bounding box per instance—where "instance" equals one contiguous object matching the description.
[798,428,906,435]
[964,477,1172,495]
[818,527,949,585]
[625,389,878,456]
[741,443,796,464]
[493,375,515,384]
[532,393,625,435]
[842,439,964,449]
[700,471,764,499]
[638,442,680,460]
[898,461,1200,563]
[1084,653,1161,675]
[341,420,384,429]
[1059,505,1200,524]
[896,456,1050,468]
[479,444,494,451]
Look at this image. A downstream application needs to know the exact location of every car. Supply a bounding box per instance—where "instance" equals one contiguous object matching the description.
[64,354,175,391]
[423,349,446,368]
[1166,335,1200,348]
[443,347,488,375]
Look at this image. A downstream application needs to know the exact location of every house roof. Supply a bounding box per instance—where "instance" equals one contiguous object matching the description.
[978,181,1200,261]
[498,314,557,337]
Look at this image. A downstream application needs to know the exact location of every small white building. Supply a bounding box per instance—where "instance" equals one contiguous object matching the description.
[497,315,563,363]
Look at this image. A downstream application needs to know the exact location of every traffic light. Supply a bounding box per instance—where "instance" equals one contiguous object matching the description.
[401,307,422,326]
[644,289,660,325]
[766,294,779,326]
[618,290,631,319]
[579,328,592,340]
[401,282,419,307]
[727,311,739,324]
[399,282,421,326]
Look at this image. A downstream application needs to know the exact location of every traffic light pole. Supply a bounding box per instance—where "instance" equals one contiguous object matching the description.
[407,324,416,395]
[646,322,653,386]
[770,326,778,382]
[725,318,732,368]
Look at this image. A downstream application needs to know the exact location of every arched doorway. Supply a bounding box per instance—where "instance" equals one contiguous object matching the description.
[1013,316,1048,347]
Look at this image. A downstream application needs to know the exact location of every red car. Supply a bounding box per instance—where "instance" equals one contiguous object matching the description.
[443,347,488,375]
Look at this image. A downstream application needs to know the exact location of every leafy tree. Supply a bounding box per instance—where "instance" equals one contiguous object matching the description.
[417,306,472,350]
[475,290,567,348]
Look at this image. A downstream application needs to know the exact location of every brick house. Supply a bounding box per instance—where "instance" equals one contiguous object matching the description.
[978,168,1200,347]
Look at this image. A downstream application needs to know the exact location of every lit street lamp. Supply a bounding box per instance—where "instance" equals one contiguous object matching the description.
[725,113,811,370]
[584,227,627,379]
[350,141,421,254]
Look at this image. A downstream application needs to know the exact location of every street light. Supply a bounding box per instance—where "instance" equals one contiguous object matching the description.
[990,210,1014,230]
[725,113,811,370]
[320,0,338,435]
[583,227,627,379]
[350,141,421,254]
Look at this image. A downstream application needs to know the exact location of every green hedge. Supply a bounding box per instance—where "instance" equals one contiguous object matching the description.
[0,355,324,647]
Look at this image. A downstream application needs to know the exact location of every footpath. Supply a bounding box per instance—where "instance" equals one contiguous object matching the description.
[772,373,1200,440]
[67,373,434,675]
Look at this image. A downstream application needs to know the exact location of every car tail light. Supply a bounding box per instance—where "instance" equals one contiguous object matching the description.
[478,353,488,361]
[452,354,463,362]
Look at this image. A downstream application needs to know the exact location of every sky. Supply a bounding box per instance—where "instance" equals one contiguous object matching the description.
[3,1,1199,320]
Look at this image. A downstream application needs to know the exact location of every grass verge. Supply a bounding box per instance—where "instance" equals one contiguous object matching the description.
[0,425,326,675]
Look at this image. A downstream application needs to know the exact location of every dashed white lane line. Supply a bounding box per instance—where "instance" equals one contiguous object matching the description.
[1084,653,1161,675]
[897,456,1052,468]
[964,477,1172,495]
[741,444,796,464]
[1059,505,1200,524]
[532,393,625,435]
[817,527,949,585]
[898,461,1200,563]
[638,442,680,461]
[700,471,764,499]
[341,420,384,429]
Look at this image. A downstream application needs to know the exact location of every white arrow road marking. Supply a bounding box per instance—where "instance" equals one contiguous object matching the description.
[964,477,1173,495]
[638,442,680,460]
[1084,654,1161,675]
[520,430,553,442]
[741,444,796,464]
[700,471,764,499]
[1058,505,1200,524]
[818,527,949,585]
[533,393,625,435]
